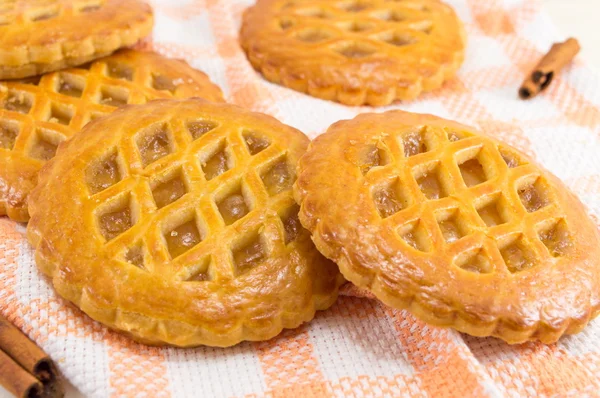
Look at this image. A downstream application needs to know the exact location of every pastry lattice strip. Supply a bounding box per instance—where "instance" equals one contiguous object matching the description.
[364,126,571,274]
[86,116,300,282]
[0,57,188,161]
[277,0,436,58]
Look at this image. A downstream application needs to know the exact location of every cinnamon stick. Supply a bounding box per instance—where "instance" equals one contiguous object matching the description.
[0,314,63,397]
[0,349,43,398]
[519,38,580,100]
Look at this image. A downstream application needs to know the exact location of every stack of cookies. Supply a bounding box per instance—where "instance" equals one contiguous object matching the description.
[2,0,599,351]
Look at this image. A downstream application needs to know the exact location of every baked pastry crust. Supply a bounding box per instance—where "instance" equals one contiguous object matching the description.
[295,111,600,344]
[240,0,466,106]
[0,0,154,79]
[27,99,342,347]
[0,49,224,222]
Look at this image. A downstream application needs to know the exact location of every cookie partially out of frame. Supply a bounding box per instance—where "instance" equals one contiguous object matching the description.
[0,0,154,79]
[295,110,600,344]
[0,49,224,222]
[27,98,342,347]
[240,0,466,106]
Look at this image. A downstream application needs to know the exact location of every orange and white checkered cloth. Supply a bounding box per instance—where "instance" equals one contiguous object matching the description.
[2,0,600,396]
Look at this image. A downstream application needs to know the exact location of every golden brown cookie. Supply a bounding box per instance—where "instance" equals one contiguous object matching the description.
[294,111,600,344]
[27,98,342,347]
[0,0,154,79]
[0,49,224,222]
[240,0,465,106]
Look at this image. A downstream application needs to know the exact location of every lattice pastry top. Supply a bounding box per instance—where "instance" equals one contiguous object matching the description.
[0,49,225,222]
[27,99,342,347]
[294,111,600,344]
[240,0,465,106]
[0,0,153,79]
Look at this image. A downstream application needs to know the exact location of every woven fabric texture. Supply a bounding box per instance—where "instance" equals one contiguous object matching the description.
[2,0,600,396]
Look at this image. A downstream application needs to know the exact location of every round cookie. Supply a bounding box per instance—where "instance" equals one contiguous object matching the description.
[0,49,224,222]
[294,110,600,344]
[27,98,342,347]
[240,0,466,106]
[0,0,154,79]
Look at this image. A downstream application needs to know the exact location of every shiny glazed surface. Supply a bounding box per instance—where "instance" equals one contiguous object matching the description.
[240,0,466,105]
[294,110,600,344]
[27,99,342,347]
[0,0,154,79]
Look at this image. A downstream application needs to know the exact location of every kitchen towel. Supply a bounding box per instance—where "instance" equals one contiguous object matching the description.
[2,0,600,396]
